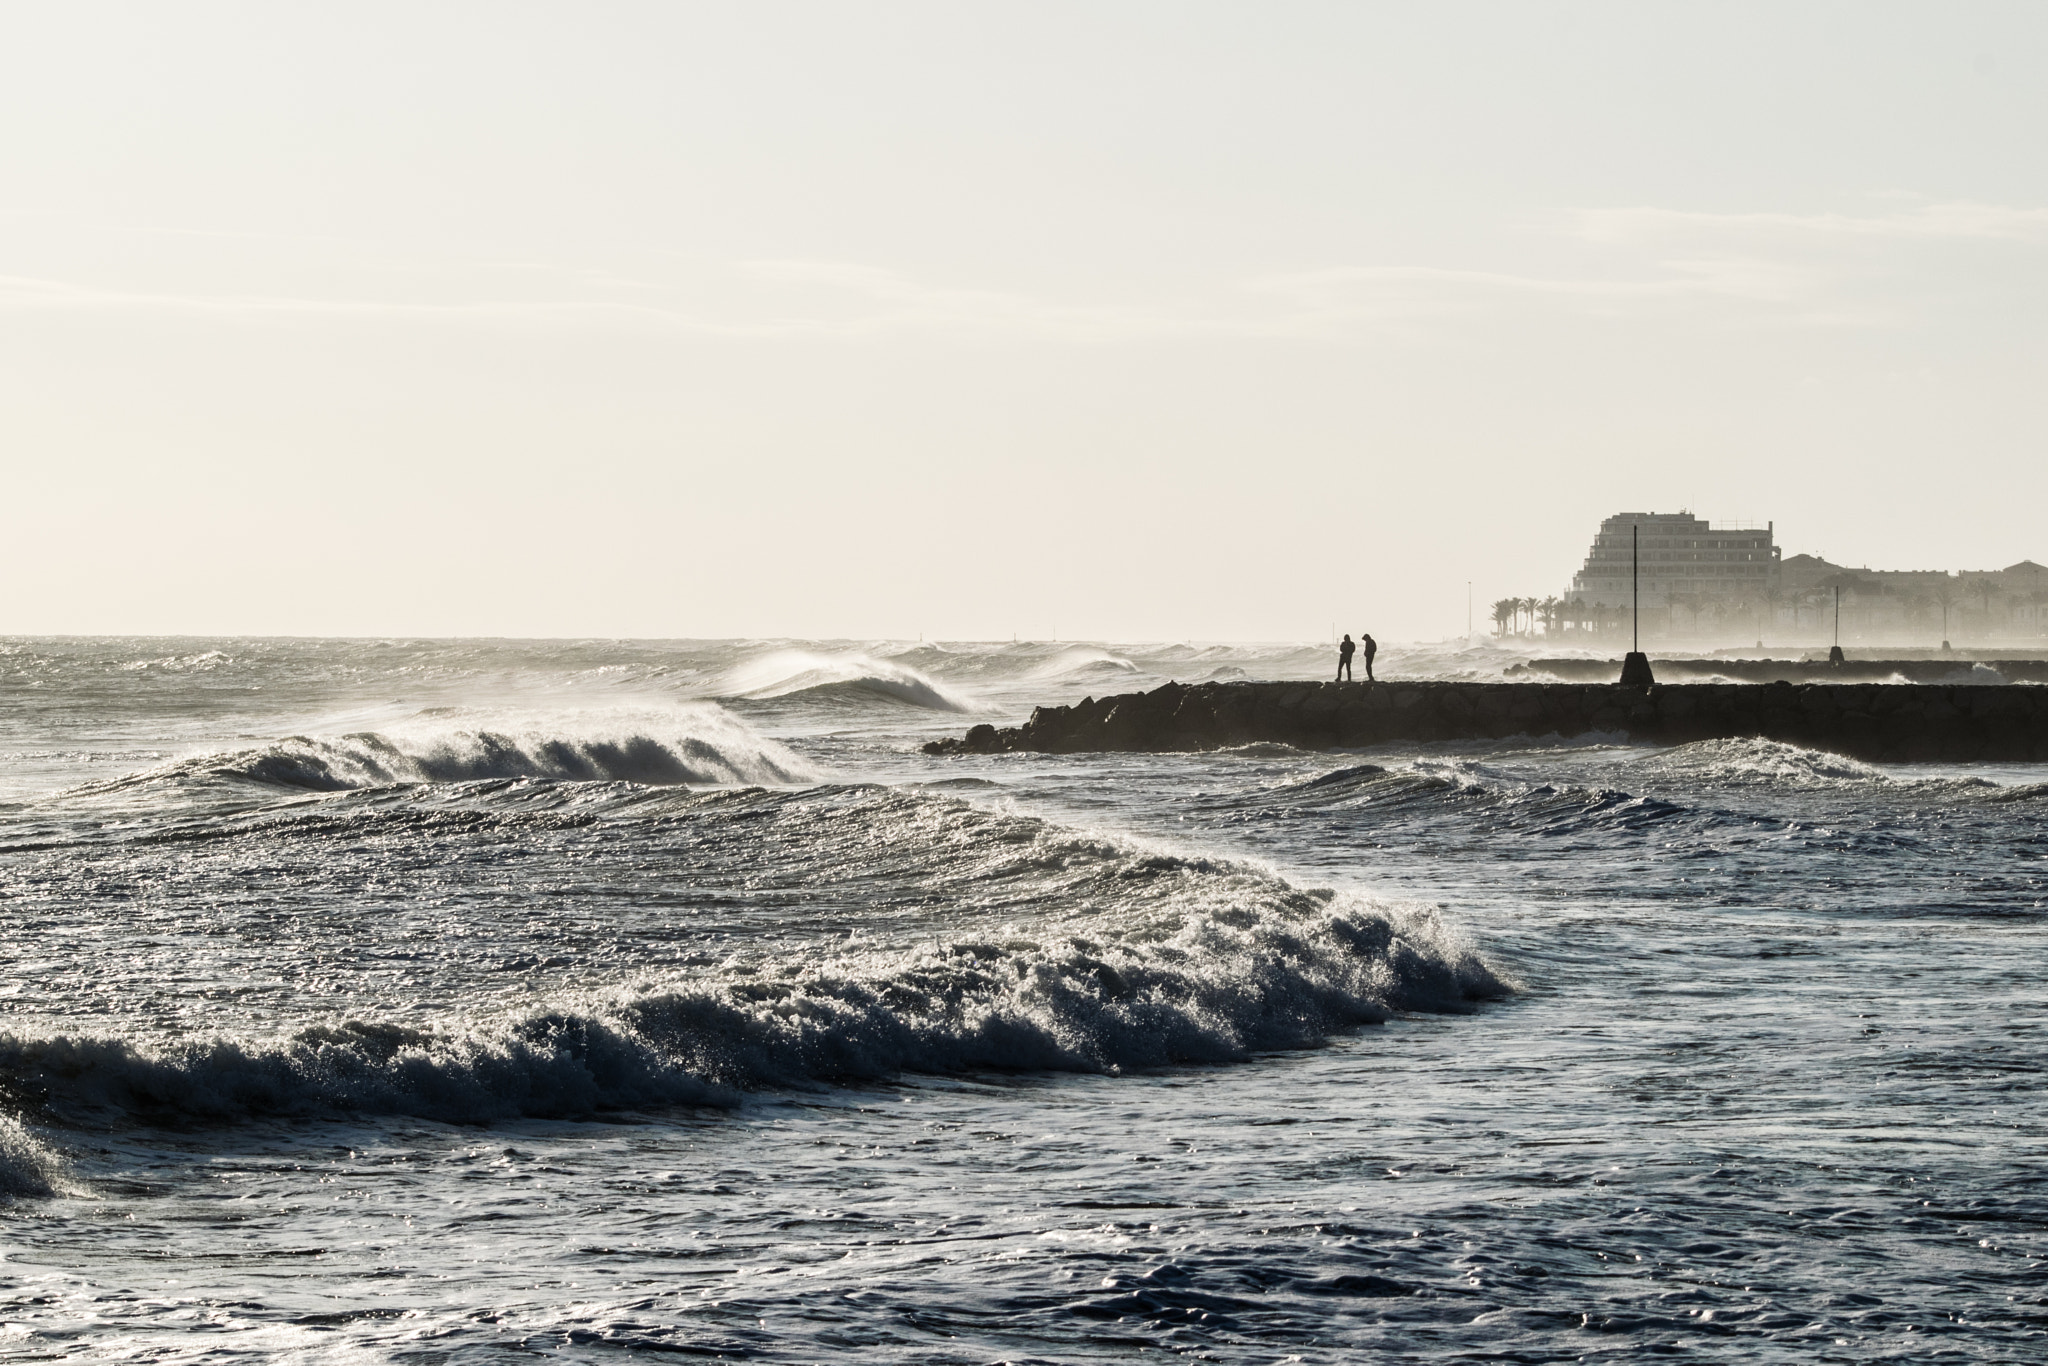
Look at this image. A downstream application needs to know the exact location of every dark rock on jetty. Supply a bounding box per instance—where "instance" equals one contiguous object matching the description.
[924,680,2048,763]
[1511,657,2048,685]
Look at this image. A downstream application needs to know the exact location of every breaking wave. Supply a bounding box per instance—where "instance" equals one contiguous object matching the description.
[0,838,1507,1127]
[718,651,977,711]
[1621,737,2001,792]
[1028,647,1143,680]
[72,705,813,796]
[0,1114,63,1198]
[1231,760,1696,837]
[118,649,232,674]
[1202,739,2039,847]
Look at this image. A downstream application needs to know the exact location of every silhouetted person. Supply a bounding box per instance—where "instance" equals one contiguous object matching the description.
[1362,633,1377,682]
[1336,634,1355,681]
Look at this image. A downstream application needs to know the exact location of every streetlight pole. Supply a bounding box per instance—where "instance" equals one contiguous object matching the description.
[1619,522,1655,686]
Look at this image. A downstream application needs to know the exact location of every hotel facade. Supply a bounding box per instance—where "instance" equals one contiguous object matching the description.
[1558,512,2048,642]
[1567,512,1781,612]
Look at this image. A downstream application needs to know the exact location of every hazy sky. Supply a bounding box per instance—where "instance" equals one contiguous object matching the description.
[4,2,2044,640]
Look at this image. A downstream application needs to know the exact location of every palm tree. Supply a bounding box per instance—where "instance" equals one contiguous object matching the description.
[1668,592,1700,639]
[1931,579,1961,644]
[1492,599,1517,638]
[1965,576,2004,639]
[1808,587,1836,638]
[1540,596,1561,636]
[1724,597,1757,645]
[1904,594,1933,634]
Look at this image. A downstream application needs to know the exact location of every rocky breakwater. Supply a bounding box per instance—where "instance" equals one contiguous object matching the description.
[924,680,2048,763]
[1510,657,2048,685]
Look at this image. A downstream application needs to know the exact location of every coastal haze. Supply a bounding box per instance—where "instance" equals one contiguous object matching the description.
[4,3,2047,641]
[1490,510,2048,651]
[6,7,2048,1365]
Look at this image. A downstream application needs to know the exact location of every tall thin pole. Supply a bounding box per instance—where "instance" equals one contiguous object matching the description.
[1834,586,1841,646]
[1632,524,1640,654]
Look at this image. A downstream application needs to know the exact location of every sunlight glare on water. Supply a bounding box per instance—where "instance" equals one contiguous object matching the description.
[1,636,2042,1362]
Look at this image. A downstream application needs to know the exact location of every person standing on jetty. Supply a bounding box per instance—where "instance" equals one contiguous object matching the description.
[1362,633,1377,682]
[1336,634,1355,681]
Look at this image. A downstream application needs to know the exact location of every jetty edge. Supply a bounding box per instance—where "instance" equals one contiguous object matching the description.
[1509,657,2048,685]
[923,679,2048,763]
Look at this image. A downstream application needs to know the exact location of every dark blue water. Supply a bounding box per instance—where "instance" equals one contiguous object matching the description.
[2,638,2042,1362]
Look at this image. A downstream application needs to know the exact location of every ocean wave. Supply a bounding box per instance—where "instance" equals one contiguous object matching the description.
[0,1114,63,1198]
[1214,760,1696,838]
[1214,742,2036,848]
[69,705,813,796]
[1027,647,1142,680]
[717,651,978,711]
[0,828,1507,1126]
[0,1019,734,1127]
[1622,737,1999,791]
[117,649,231,674]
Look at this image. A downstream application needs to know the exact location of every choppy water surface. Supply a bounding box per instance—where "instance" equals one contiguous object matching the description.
[2,637,2043,1362]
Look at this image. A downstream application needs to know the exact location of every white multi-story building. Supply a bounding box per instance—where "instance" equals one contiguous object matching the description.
[1567,512,1780,612]
[1559,512,2048,641]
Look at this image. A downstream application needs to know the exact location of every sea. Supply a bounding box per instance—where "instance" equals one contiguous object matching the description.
[1,636,2042,1363]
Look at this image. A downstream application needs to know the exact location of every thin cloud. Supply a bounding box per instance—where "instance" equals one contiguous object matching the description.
[1573,200,2048,244]
[1240,256,1834,333]
[0,237,1919,341]
[1252,260,1802,303]
[731,259,1201,338]
[0,261,1225,341]
[0,272,685,325]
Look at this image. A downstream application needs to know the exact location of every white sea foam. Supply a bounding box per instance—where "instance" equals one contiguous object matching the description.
[1940,663,2011,685]
[716,650,980,711]
[0,1114,63,1197]
[1,869,1505,1125]
[1630,737,1891,787]
[1026,646,1143,680]
[117,650,232,673]
[71,704,814,795]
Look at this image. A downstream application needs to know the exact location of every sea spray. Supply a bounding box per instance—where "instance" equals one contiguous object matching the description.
[1,893,1505,1127]
[0,1114,63,1197]
[61,703,814,798]
[714,650,981,711]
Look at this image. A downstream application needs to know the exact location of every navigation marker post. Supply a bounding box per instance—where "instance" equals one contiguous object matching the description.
[1618,522,1656,686]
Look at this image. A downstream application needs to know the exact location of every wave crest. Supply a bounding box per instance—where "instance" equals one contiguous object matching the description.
[718,651,977,711]
[1623,737,2002,791]
[0,1115,64,1198]
[1,894,1505,1127]
[1027,647,1143,680]
[75,705,813,796]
